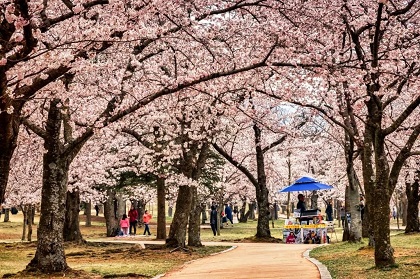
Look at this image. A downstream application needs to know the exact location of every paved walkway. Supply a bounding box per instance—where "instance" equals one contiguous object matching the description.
[91,238,330,279]
[160,242,325,279]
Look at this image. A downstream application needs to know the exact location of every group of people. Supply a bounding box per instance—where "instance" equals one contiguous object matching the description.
[118,205,153,237]
[210,203,234,236]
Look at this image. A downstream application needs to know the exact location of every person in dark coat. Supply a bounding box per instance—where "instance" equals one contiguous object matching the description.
[297,194,306,212]
[210,205,218,236]
[224,204,233,225]
[325,199,333,221]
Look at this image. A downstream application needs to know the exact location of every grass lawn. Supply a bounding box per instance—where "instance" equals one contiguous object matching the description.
[1,211,419,279]
[310,232,420,279]
[0,212,285,278]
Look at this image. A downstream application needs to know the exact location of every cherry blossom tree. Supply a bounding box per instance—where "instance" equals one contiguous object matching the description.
[259,0,420,267]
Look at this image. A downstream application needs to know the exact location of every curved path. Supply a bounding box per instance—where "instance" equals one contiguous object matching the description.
[159,242,326,279]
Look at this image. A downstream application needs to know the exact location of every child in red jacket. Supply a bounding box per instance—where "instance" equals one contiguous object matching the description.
[143,210,152,236]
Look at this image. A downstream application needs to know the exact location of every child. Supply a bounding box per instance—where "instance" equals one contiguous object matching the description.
[120,214,129,236]
[143,210,152,236]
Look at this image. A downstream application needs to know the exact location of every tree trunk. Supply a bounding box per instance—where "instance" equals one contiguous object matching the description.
[372,186,394,267]
[344,134,363,242]
[27,100,69,272]
[405,177,419,233]
[168,205,173,217]
[116,193,126,219]
[248,202,256,220]
[63,189,84,243]
[188,186,202,246]
[166,185,192,248]
[85,201,92,227]
[27,205,34,242]
[0,110,20,204]
[342,185,350,241]
[156,177,166,240]
[401,194,408,226]
[239,199,249,223]
[21,205,28,241]
[137,200,146,227]
[201,204,207,225]
[104,189,119,237]
[3,208,9,222]
[310,191,318,209]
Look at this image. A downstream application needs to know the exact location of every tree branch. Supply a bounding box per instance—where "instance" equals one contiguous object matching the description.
[212,143,258,187]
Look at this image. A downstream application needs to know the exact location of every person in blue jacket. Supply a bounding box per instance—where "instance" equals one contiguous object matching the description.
[225,204,233,225]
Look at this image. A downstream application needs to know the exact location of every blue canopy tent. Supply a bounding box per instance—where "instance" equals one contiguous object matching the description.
[279,176,333,192]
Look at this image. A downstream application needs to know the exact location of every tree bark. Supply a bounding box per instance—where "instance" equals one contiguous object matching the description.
[0,109,20,204]
[63,189,84,243]
[85,201,92,227]
[405,176,419,233]
[104,189,119,237]
[116,193,126,219]
[27,205,34,242]
[3,208,9,222]
[343,133,362,242]
[156,177,166,240]
[188,186,202,246]
[253,123,271,238]
[166,185,192,248]
[401,194,408,226]
[21,205,28,241]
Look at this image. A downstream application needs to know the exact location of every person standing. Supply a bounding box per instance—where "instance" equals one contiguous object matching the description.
[128,205,138,235]
[224,204,233,225]
[119,214,130,236]
[143,210,152,236]
[340,205,346,227]
[94,204,99,216]
[325,200,333,221]
[297,194,306,212]
[210,205,218,236]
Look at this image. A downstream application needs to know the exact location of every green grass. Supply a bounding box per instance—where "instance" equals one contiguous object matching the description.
[310,232,420,279]
[2,211,419,279]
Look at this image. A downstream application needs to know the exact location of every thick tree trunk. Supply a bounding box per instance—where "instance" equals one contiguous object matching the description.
[63,189,84,243]
[116,193,126,219]
[156,177,166,240]
[345,150,362,242]
[253,123,271,238]
[27,100,69,272]
[372,187,394,267]
[347,184,362,242]
[85,201,92,227]
[405,178,420,233]
[0,111,20,204]
[188,186,202,246]
[166,185,192,248]
[255,188,271,238]
[104,189,119,237]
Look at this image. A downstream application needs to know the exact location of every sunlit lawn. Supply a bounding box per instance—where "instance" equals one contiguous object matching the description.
[310,232,420,279]
[1,211,418,279]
